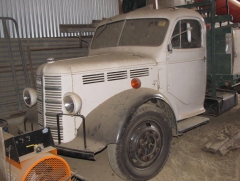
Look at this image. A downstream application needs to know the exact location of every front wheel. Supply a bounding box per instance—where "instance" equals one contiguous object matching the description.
[108,104,172,181]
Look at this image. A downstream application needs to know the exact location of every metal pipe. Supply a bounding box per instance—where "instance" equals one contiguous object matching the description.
[13,17,30,87]
[56,113,87,149]
[211,1,217,98]
[226,0,229,15]
[27,47,36,89]
[1,18,22,111]
[80,115,87,149]
[225,0,230,24]
[155,0,159,9]
[1,17,31,87]
[57,113,62,145]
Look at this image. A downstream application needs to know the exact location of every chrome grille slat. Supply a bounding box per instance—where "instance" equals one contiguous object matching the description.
[36,74,42,82]
[37,112,43,126]
[37,101,43,113]
[46,103,62,111]
[45,91,62,98]
[45,76,61,86]
[46,115,62,121]
[50,129,64,139]
[37,86,43,100]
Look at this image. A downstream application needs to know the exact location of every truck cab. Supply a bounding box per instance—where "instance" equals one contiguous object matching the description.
[22,7,210,181]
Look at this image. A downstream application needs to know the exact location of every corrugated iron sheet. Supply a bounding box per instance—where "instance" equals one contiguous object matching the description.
[0,0,119,38]
[0,37,90,118]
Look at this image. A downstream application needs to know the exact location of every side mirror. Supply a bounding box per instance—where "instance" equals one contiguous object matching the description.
[168,43,173,53]
[186,23,192,43]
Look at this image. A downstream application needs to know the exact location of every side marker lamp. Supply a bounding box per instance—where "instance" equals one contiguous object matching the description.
[131,78,141,89]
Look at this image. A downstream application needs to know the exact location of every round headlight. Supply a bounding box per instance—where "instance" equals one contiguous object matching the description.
[63,93,82,114]
[23,88,37,107]
[64,96,74,113]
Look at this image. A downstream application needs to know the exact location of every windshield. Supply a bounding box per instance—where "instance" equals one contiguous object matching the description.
[91,18,169,49]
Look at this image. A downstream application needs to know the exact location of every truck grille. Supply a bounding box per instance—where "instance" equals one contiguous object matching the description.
[36,75,63,140]
[45,76,63,140]
[37,101,43,126]
[37,75,43,127]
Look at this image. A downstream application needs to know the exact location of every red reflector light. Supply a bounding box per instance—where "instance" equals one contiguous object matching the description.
[131,78,141,89]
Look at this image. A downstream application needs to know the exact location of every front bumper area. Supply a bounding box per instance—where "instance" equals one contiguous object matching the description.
[56,145,95,160]
[18,114,105,161]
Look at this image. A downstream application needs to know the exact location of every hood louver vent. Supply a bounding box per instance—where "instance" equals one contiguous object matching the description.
[130,68,149,78]
[83,73,105,84]
[107,71,127,81]
[82,68,149,85]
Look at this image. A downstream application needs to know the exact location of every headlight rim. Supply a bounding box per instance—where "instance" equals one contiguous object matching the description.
[23,88,37,107]
[63,96,74,113]
[63,92,82,114]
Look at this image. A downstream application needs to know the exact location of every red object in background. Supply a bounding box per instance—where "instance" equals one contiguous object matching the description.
[216,0,240,23]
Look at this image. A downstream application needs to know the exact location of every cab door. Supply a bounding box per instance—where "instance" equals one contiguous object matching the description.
[167,19,206,107]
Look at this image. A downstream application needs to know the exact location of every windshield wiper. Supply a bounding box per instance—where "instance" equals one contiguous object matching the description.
[95,18,112,38]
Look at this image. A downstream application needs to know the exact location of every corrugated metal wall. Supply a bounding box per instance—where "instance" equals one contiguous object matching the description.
[0,0,119,118]
[0,0,119,38]
[0,37,90,118]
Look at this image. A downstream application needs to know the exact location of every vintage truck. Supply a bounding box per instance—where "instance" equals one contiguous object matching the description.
[20,1,240,181]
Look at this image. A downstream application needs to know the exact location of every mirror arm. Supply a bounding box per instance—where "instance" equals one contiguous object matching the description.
[168,27,193,52]
[168,43,173,53]
[170,27,193,41]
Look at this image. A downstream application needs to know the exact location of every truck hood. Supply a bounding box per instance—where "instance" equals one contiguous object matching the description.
[37,53,156,75]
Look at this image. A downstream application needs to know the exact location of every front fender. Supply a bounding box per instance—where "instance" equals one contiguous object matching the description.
[78,88,174,148]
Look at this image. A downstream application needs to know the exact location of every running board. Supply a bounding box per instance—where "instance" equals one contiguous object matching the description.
[177,116,209,135]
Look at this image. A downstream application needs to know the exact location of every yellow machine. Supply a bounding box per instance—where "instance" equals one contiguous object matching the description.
[7,152,71,181]
[1,128,72,181]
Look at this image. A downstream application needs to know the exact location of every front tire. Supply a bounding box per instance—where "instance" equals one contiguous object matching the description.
[108,104,172,181]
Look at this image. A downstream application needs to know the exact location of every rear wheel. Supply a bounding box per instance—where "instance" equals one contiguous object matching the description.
[108,104,172,181]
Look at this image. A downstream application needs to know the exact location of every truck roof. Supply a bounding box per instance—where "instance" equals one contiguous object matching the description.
[97,7,204,27]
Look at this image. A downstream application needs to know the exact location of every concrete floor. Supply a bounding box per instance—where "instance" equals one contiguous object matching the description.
[6,101,240,181]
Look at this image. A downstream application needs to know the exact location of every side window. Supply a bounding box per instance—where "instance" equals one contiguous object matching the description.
[171,19,202,49]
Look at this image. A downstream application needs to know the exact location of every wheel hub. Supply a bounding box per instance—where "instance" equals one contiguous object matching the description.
[129,122,162,168]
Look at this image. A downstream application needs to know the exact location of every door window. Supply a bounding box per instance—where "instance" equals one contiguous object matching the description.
[171,19,202,49]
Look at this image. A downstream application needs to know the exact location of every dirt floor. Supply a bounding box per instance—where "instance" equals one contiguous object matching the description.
[6,100,240,181]
[63,104,240,181]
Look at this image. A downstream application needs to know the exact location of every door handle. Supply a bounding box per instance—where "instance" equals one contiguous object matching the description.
[203,56,206,62]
